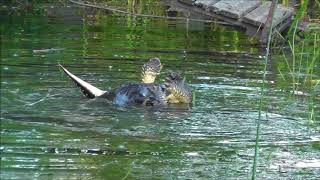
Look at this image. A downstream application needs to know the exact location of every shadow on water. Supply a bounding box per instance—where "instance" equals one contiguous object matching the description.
[1,1,320,179]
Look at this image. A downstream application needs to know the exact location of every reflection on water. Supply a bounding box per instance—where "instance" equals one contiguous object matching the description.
[1,1,320,179]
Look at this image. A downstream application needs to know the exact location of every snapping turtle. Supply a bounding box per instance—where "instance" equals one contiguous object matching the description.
[59,58,192,106]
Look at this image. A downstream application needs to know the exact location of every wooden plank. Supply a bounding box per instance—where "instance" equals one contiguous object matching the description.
[178,0,196,5]
[166,0,245,27]
[194,0,220,8]
[243,2,294,27]
[245,15,293,37]
[211,0,262,19]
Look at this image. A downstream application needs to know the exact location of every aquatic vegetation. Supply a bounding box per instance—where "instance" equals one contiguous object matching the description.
[252,0,319,179]
[277,28,320,93]
[252,1,279,179]
[276,0,320,93]
[273,1,320,141]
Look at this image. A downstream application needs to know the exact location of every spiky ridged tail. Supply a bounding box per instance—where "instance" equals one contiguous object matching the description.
[165,72,192,103]
[59,64,107,99]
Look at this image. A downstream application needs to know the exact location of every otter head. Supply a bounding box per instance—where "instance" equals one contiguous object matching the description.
[141,57,162,83]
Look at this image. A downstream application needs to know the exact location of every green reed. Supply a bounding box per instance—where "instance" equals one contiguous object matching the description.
[277,0,320,93]
[252,2,319,179]
[251,1,278,179]
[287,0,308,36]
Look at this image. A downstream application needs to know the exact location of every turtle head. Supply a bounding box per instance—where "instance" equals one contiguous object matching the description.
[141,57,162,83]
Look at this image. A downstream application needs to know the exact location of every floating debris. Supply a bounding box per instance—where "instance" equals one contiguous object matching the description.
[32,48,65,53]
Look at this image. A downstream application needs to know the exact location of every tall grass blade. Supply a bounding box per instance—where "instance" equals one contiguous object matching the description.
[297,40,305,91]
[251,0,278,179]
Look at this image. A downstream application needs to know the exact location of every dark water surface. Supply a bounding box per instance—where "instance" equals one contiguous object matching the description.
[1,1,320,179]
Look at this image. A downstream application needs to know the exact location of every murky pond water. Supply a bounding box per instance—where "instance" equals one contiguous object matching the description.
[1,1,320,179]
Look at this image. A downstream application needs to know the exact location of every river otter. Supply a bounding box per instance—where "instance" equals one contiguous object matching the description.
[59,58,192,106]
